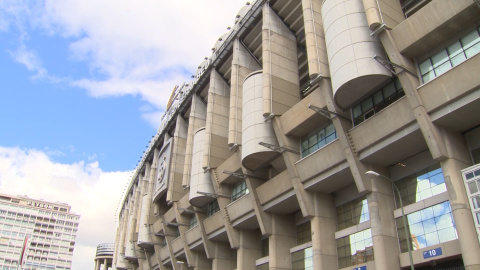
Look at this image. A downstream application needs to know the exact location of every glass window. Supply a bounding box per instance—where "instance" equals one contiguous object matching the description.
[396,201,457,252]
[301,122,337,157]
[296,222,311,245]
[231,181,249,201]
[207,200,219,217]
[336,229,373,268]
[352,78,404,126]
[261,238,269,257]
[473,195,480,209]
[419,26,480,83]
[337,197,369,231]
[291,247,313,270]
[189,215,197,229]
[394,165,446,207]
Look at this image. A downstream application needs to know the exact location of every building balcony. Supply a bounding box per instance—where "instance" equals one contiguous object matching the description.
[256,170,298,214]
[226,193,257,229]
[420,52,480,132]
[170,237,183,256]
[349,96,426,167]
[391,0,480,59]
[279,88,326,137]
[184,225,203,250]
[295,138,354,193]
[203,211,227,242]
[158,246,170,263]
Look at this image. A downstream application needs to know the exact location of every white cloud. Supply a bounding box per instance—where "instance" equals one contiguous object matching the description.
[0,146,130,270]
[1,0,248,124]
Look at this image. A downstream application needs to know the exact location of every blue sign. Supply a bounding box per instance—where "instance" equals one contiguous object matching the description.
[423,247,442,259]
[353,266,367,270]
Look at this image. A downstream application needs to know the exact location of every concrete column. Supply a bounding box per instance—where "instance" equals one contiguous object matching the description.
[138,164,153,246]
[125,183,140,260]
[228,38,262,147]
[203,69,231,170]
[103,258,108,270]
[244,172,273,236]
[262,3,300,117]
[366,174,401,270]
[440,129,480,270]
[269,214,296,270]
[377,30,448,162]
[211,242,236,270]
[272,117,315,217]
[95,259,99,270]
[361,0,404,30]
[311,194,338,270]
[182,95,207,187]
[191,251,211,270]
[321,79,372,193]
[173,202,194,267]
[237,230,262,270]
[301,0,330,78]
[193,209,215,259]
[167,115,188,202]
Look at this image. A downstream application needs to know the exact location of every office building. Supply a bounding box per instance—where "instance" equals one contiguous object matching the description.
[0,193,80,269]
[113,0,480,269]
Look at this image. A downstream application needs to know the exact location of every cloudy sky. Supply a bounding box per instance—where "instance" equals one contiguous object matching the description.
[0,0,247,269]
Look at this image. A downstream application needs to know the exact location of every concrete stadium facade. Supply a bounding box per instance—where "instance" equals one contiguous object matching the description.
[113,0,480,269]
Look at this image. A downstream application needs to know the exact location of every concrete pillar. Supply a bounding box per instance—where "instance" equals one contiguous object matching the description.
[211,242,236,270]
[262,3,300,117]
[182,95,207,188]
[301,0,330,78]
[440,129,480,270]
[272,117,315,217]
[269,214,296,270]
[166,115,188,203]
[95,259,99,270]
[125,182,141,260]
[366,174,401,270]
[245,172,273,236]
[228,38,262,147]
[377,30,448,162]
[173,202,194,267]
[103,258,108,270]
[321,71,372,194]
[191,251,211,270]
[202,69,231,170]
[311,194,338,270]
[237,230,262,270]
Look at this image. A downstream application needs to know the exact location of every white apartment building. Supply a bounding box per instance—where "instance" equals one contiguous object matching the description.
[0,194,80,270]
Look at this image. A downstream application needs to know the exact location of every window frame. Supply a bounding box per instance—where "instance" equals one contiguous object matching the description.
[231,180,249,202]
[207,200,220,217]
[418,25,480,84]
[351,77,405,126]
[300,122,338,158]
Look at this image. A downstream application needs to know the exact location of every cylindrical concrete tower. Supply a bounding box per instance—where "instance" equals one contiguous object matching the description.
[242,70,279,171]
[189,128,215,207]
[322,0,391,109]
[123,213,136,260]
[94,243,114,270]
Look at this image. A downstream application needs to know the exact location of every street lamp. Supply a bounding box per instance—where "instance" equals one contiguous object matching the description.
[365,171,415,270]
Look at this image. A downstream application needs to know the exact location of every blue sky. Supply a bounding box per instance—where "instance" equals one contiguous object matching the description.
[0,0,247,269]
